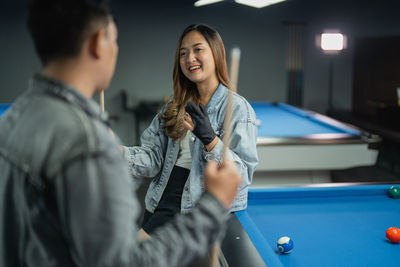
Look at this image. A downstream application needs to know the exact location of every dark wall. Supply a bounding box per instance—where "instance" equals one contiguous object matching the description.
[1,0,399,144]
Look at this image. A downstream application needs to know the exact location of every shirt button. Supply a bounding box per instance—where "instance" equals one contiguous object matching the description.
[191,137,196,142]
[184,187,189,191]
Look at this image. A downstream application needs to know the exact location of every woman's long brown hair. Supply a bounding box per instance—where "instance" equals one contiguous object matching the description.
[162,24,230,140]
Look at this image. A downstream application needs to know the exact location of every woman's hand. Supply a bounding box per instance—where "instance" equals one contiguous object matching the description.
[183,112,195,131]
[184,101,217,147]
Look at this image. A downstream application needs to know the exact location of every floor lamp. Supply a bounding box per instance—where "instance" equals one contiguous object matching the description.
[317,31,347,113]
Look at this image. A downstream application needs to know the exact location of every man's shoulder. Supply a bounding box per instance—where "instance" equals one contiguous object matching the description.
[6,92,109,156]
[32,94,93,140]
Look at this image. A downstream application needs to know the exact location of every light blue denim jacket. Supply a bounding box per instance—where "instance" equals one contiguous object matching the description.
[123,83,258,213]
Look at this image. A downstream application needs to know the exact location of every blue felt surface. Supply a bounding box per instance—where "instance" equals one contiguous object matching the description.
[237,185,400,267]
[0,104,11,117]
[251,102,360,137]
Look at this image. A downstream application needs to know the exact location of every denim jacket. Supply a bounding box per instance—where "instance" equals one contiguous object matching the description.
[0,74,230,267]
[123,83,258,213]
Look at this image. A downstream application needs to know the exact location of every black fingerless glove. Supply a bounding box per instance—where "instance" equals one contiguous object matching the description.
[185,101,216,146]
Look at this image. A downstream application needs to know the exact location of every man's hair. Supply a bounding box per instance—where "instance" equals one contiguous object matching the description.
[27,0,111,65]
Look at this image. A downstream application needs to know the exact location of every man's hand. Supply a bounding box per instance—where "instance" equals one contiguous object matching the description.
[204,160,241,209]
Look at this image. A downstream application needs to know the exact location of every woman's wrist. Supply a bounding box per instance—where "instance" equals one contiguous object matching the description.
[205,136,218,152]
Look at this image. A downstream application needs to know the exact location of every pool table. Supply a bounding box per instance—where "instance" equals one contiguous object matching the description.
[0,104,11,117]
[251,102,379,172]
[221,184,400,267]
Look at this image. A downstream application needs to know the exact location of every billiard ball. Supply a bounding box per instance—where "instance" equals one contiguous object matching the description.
[386,227,400,243]
[277,236,294,253]
[388,186,400,199]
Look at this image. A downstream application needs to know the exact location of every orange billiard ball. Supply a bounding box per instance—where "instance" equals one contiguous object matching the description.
[386,227,400,243]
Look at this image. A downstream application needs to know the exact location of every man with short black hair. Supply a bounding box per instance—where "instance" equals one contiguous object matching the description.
[0,0,241,266]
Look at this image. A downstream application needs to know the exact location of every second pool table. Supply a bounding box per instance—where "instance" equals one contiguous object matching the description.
[251,102,379,172]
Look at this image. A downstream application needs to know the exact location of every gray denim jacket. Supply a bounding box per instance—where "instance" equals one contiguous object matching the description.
[0,74,229,267]
[123,83,258,213]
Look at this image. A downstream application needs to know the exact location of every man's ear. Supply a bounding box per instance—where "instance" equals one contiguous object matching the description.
[88,28,106,59]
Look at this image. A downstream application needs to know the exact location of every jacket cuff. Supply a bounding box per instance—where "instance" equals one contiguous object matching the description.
[203,138,224,163]
[122,146,135,165]
[198,192,230,219]
[197,192,230,241]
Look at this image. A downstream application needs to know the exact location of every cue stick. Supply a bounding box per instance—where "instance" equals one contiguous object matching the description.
[209,47,242,267]
[100,90,105,113]
[228,46,241,93]
[222,46,241,159]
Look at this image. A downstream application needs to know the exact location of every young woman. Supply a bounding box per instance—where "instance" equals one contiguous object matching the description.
[122,24,258,235]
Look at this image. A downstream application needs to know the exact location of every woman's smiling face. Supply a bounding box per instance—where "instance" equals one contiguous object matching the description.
[179,30,217,86]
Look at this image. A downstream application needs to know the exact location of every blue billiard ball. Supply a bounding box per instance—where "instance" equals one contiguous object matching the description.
[277,236,294,254]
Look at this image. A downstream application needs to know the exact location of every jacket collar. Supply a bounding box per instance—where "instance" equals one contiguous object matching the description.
[29,73,110,125]
[206,83,228,113]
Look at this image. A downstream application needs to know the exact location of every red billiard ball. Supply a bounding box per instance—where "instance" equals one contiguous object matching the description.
[386,227,400,243]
